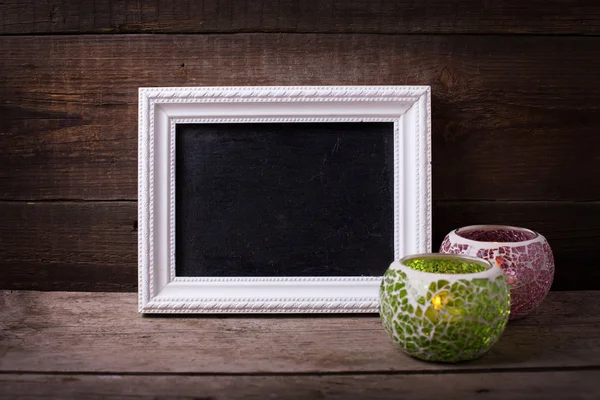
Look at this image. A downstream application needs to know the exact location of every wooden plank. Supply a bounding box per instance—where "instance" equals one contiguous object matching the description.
[0,371,599,400]
[0,105,137,201]
[0,202,137,292]
[1,201,598,291]
[1,0,600,35]
[0,291,599,374]
[1,35,600,201]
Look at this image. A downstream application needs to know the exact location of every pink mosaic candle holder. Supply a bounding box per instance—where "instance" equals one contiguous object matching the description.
[440,225,554,319]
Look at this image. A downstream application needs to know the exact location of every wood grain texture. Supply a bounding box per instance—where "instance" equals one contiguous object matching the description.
[0,202,137,291]
[1,201,599,291]
[1,371,599,400]
[1,291,599,374]
[1,0,599,35]
[1,34,599,201]
[0,104,137,201]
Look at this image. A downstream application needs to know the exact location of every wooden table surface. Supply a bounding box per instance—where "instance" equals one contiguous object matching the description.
[1,290,599,399]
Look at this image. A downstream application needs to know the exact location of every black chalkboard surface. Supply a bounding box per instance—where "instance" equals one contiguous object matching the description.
[175,122,394,277]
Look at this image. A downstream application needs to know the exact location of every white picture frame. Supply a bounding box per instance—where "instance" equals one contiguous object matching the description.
[138,86,431,314]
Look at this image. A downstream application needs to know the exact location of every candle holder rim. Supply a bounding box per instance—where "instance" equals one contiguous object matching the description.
[393,252,502,280]
[453,224,541,244]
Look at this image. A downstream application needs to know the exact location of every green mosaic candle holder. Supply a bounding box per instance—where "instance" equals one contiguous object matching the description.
[379,253,510,363]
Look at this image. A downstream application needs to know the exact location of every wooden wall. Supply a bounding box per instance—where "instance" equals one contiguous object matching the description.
[1,1,599,292]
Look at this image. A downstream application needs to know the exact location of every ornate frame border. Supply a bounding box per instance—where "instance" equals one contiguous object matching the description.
[138,86,431,313]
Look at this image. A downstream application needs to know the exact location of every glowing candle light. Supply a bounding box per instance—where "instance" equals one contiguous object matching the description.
[379,253,510,363]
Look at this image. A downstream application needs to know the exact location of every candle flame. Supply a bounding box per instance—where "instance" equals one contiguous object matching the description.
[432,291,451,311]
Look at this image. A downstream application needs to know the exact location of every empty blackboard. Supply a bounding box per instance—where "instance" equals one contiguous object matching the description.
[175,122,394,278]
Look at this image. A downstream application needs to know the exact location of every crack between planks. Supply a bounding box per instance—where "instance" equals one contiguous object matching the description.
[0,199,136,203]
[0,365,599,377]
[1,31,600,38]
[434,200,600,205]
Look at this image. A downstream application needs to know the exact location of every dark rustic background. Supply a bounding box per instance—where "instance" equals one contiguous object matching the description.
[1,1,599,292]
